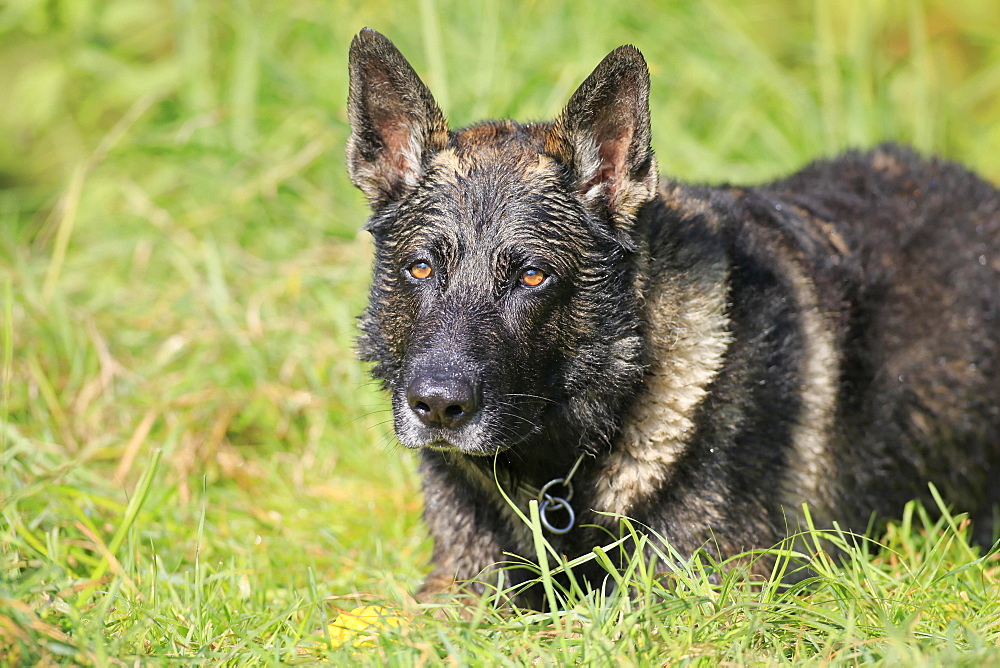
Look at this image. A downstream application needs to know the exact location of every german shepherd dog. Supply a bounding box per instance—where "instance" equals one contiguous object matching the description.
[346,28,1000,606]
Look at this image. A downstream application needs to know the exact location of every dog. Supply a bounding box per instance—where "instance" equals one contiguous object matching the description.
[346,28,1000,607]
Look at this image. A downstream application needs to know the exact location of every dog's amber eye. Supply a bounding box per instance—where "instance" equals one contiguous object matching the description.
[519,268,547,288]
[409,261,433,280]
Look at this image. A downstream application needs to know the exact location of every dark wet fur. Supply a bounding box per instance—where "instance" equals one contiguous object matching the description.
[346,28,1000,608]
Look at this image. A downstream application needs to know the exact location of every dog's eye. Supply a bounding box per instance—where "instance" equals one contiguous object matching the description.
[519,268,547,288]
[408,261,433,280]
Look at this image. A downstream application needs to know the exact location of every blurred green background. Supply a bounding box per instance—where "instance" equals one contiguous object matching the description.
[0,0,998,660]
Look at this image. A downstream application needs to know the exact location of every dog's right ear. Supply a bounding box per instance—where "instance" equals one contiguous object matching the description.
[347,29,449,209]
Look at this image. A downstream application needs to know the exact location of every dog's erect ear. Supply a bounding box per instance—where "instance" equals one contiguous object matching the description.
[347,28,449,209]
[546,46,658,245]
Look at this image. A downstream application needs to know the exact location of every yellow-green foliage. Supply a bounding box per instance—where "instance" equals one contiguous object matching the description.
[1,0,998,663]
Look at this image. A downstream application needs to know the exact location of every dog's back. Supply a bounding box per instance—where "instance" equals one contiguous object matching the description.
[770,146,1000,541]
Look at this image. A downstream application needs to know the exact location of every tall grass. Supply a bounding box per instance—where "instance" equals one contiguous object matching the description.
[1,0,998,663]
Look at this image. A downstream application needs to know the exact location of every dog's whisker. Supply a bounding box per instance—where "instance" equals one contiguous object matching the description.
[504,392,559,404]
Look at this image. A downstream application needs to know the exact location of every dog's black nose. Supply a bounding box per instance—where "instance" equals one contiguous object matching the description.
[406,374,479,429]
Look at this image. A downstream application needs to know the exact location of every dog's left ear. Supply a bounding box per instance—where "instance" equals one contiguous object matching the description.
[546,46,658,246]
[347,28,449,209]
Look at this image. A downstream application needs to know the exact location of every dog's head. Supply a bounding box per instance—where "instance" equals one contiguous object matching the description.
[347,29,657,457]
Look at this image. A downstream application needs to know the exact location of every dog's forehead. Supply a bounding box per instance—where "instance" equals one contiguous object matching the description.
[387,120,595,268]
[436,123,553,181]
[419,122,564,229]
[451,119,549,152]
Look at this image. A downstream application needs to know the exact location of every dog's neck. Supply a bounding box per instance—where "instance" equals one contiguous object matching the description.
[428,193,734,522]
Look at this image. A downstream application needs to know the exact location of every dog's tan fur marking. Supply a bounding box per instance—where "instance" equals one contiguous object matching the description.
[871,149,904,176]
[428,147,464,177]
[595,252,732,515]
[659,182,717,224]
[773,252,839,528]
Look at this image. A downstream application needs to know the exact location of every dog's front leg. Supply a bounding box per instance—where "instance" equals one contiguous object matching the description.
[416,453,533,606]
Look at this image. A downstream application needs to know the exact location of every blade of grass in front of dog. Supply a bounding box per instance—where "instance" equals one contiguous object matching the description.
[928,482,978,563]
[528,499,561,618]
[799,502,838,578]
[492,455,563,565]
[591,545,624,591]
[493,458,594,596]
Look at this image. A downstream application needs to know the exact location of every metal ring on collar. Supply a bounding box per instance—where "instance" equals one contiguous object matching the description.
[538,476,574,503]
[539,495,575,534]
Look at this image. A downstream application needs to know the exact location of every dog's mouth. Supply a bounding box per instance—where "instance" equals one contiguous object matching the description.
[399,426,519,456]
[420,437,514,456]
[422,438,462,452]
[392,394,537,456]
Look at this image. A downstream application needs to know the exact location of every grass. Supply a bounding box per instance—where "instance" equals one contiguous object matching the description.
[1,0,999,663]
